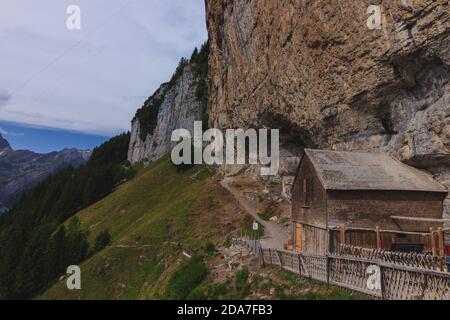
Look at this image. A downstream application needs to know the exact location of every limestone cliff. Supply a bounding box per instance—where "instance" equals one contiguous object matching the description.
[206,0,450,215]
[128,45,209,165]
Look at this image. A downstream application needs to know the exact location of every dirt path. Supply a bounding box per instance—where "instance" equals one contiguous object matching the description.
[221,177,289,250]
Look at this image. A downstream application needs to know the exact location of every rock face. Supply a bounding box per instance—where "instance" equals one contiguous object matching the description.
[128,65,205,165]
[0,134,91,211]
[0,135,10,154]
[206,0,450,216]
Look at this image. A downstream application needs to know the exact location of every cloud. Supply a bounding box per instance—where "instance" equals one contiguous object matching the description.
[0,1,207,135]
[0,127,24,137]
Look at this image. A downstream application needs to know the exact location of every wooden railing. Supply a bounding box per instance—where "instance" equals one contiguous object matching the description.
[260,248,450,300]
[338,244,447,271]
[229,231,261,255]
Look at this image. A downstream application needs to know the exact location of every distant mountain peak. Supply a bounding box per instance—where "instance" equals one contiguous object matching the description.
[0,138,91,210]
[0,134,12,153]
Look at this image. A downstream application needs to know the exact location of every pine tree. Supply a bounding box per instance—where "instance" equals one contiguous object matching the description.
[91,230,112,255]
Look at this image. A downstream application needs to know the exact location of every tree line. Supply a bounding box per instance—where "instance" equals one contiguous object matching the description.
[0,133,132,299]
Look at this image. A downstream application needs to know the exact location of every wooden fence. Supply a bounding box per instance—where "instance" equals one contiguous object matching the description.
[338,244,447,271]
[260,248,450,300]
[229,230,262,255]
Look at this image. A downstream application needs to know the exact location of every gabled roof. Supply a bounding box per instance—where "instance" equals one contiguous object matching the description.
[303,149,447,193]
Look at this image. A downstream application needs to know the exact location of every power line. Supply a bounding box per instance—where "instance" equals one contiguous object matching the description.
[10,0,136,96]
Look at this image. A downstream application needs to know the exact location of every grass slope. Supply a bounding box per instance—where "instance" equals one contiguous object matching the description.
[40,155,364,300]
[41,156,245,300]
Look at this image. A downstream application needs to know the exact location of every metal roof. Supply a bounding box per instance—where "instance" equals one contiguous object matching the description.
[304,149,447,193]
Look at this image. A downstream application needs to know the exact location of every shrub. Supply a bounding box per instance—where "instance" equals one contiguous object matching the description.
[164,256,208,300]
[235,268,251,299]
[91,230,111,255]
[204,242,216,256]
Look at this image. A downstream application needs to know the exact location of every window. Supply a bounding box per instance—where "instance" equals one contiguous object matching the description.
[390,244,424,253]
[396,233,407,240]
[303,178,313,207]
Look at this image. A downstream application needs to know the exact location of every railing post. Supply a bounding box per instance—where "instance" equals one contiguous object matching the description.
[340,225,346,245]
[376,226,381,249]
[326,255,331,288]
[260,247,265,267]
[438,228,444,257]
[430,227,436,256]
[380,264,386,300]
[438,228,445,271]
[277,251,283,268]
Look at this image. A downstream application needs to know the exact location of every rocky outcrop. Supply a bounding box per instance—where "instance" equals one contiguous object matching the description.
[128,63,207,165]
[206,0,450,215]
[0,134,91,211]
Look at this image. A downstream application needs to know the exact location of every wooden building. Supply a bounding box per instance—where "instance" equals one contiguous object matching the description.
[291,149,448,255]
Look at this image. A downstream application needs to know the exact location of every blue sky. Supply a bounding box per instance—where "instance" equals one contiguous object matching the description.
[0,0,207,151]
[0,120,109,153]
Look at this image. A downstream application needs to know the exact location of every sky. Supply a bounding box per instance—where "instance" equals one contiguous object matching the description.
[0,0,207,151]
[0,120,108,153]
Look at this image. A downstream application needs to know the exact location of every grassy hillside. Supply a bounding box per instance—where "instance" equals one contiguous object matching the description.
[40,155,363,300]
[40,155,247,299]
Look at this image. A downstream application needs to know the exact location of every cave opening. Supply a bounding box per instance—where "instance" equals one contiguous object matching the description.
[381,112,398,135]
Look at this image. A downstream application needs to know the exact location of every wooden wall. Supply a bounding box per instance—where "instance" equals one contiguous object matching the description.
[297,224,329,255]
[291,156,327,228]
[327,190,445,232]
[329,230,432,253]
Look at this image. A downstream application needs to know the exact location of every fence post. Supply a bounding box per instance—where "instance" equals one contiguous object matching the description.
[297,254,301,275]
[260,247,265,267]
[277,251,283,268]
[438,228,445,271]
[376,226,381,249]
[380,265,386,300]
[326,255,331,288]
[269,249,273,265]
[430,227,436,256]
[438,228,444,256]
[340,225,346,245]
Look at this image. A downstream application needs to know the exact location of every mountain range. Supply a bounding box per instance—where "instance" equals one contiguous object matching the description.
[0,134,91,212]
